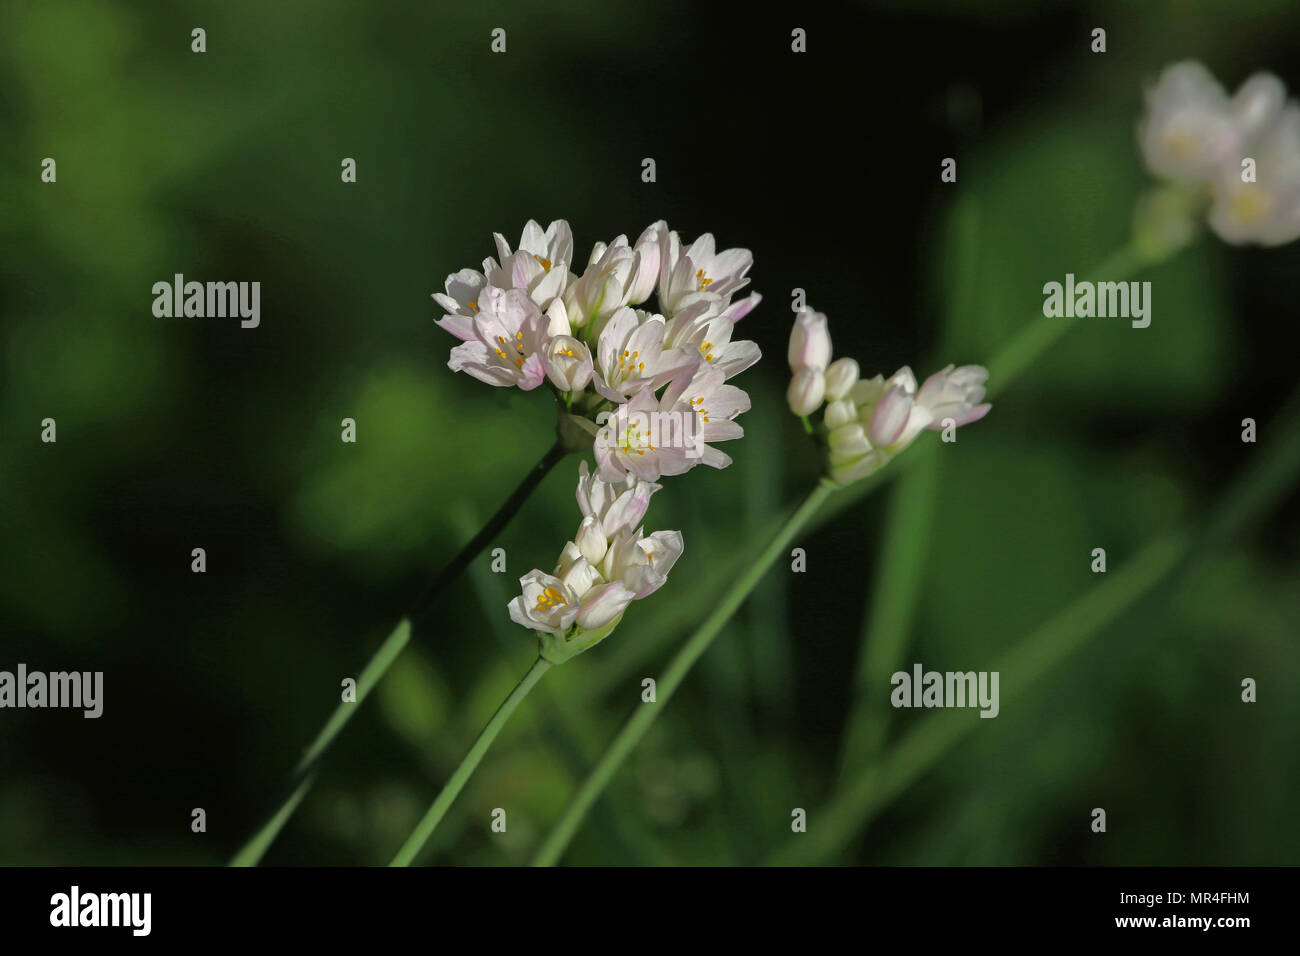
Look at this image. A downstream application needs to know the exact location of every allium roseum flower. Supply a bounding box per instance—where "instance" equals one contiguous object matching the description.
[657,229,755,316]
[508,462,683,661]
[785,307,990,484]
[447,287,550,389]
[564,238,641,328]
[436,219,761,482]
[592,307,697,402]
[594,363,750,483]
[1138,61,1300,248]
[662,300,762,381]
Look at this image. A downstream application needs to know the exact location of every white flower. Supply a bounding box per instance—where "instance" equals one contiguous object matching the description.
[432,265,492,342]
[863,368,924,447]
[657,230,754,316]
[1139,61,1241,184]
[1208,104,1300,246]
[787,309,833,372]
[599,528,684,599]
[593,307,698,402]
[663,301,762,381]
[785,307,993,484]
[823,357,860,401]
[544,334,594,391]
[661,364,751,472]
[572,460,662,563]
[446,286,549,389]
[492,249,570,310]
[823,364,991,484]
[564,238,640,327]
[434,220,575,340]
[574,581,637,630]
[1231,73,1288,142]
[492,219,575,278]
[576,459,660,532]
[509,462,684,657]
[787,367,826,416]
[594,364,750,483]
[507,558,595,637]
[1137,62,1300,249]
[592,386,688,482]
[916,364,992,429]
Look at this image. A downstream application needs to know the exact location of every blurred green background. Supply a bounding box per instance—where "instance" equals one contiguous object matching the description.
[1,0,1297,865]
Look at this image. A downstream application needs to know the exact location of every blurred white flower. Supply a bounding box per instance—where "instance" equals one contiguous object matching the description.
[1208,104,1300,246]
[1139,61,1241,184]
[1138,62,1300,249]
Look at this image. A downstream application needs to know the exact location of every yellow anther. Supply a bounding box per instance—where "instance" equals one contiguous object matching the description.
[535,254,552,272]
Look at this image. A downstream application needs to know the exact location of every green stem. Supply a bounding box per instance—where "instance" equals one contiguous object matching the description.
[230,618,410,867]
[834,448,940,781]
[390,656,552,866]
[983,243,1147,391]
[229,439,566,867]
[769,533,1188,866]
[532,481,837,866]
[770,379,1300,866]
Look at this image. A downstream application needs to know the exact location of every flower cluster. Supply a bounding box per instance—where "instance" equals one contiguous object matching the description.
[434,219,762,482]
[508,462,683,662]
[1139,61,1300,247]
[786,309,991,484]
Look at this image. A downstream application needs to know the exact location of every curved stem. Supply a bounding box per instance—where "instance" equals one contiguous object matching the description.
[532,481,837,866]
[983,243,1146,392]
[770,380,1300,865]
[390,656,552,866]
[409,441,567,622]
[230,440,566,866]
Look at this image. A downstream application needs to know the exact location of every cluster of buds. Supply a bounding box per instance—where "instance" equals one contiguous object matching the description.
[434,219,762,483]
[507,463,682,662]
[786,309,991,484]
[1139,61,1300,248]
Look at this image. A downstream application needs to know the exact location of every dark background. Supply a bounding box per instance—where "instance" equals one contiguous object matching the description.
[2,0,1297,865]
